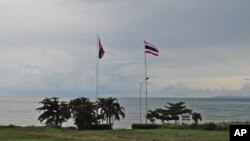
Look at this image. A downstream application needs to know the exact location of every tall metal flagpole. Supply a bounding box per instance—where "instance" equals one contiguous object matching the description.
[144,51,148,124]
[96,35,99,100]
[140,82,142,124]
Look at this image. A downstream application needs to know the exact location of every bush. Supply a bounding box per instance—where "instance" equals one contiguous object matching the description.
[159,123,223,131]
[189,123,199,129]
[159,124,189,129]
[64,126,77,130]
[216,122,229,131]
[201,122,217,130]
[229,121,250,125]
[216,121,250,131]
[78,124,112,130]
[157,121,250,131]
[0,124,19,129]
[132,124,159,129]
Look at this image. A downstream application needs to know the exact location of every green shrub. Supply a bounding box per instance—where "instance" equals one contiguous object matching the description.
[189,123,199,129]
[229,121,250,125]
[159,124,189,129]
[64,126,77,130]
[159,123,224,131]
[216,122,229,131]
[78,124,112,130]
[157,121,250,131]
[132,124,159,129]
[201,122,217,130]
[216,121,250,131]
[0,124,20,129]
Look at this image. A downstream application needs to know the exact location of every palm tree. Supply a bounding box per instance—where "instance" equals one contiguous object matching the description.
[96,97,125,126]
[36,97,70,127]
[69,97,98,129]
[192,112,202,124]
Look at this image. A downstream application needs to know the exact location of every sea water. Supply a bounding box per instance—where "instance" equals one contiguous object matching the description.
[0,96,250,129]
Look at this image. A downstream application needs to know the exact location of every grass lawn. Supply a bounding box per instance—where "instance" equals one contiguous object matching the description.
[0,126,229,141]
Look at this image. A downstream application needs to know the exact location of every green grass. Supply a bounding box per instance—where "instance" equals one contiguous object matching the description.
[0,126,229,141]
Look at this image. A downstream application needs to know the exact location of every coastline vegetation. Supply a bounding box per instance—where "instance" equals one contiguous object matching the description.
[1,121,249,140]
[132,121,250,131]
[1,98,249,140]
[158,121,250,130]
[146,101,202,124]
[36,97,125,130]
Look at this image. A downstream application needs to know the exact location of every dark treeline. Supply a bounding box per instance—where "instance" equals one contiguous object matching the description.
[36,97,125,130]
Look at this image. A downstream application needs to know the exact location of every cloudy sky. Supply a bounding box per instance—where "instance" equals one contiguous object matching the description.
[0,0,250,98]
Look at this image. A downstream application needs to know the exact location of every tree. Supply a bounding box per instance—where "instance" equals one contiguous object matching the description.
[96,97,125,126]
[69,97,98,129]
[36,97,70,127]
[192,112,202,124]
[146,110,157,123]
[146,101,194,124]
[154,108,171,123]
[165,101,192,124]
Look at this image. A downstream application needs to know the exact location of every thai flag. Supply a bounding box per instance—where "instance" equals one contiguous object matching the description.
[144,40,159,56]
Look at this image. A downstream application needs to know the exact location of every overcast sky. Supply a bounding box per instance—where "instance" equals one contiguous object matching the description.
[0,0,250,98]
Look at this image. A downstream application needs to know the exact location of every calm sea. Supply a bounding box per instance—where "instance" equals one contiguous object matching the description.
[0,96,250,129]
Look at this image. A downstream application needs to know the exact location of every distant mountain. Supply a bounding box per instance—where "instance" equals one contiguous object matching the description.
[211,95,250,99]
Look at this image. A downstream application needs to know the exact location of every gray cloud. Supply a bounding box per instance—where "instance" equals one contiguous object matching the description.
[0,0,250,97]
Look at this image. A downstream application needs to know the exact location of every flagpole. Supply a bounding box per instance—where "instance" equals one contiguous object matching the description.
[144,50,148,124]
[144,40,158,124]
[96,35,99,100]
